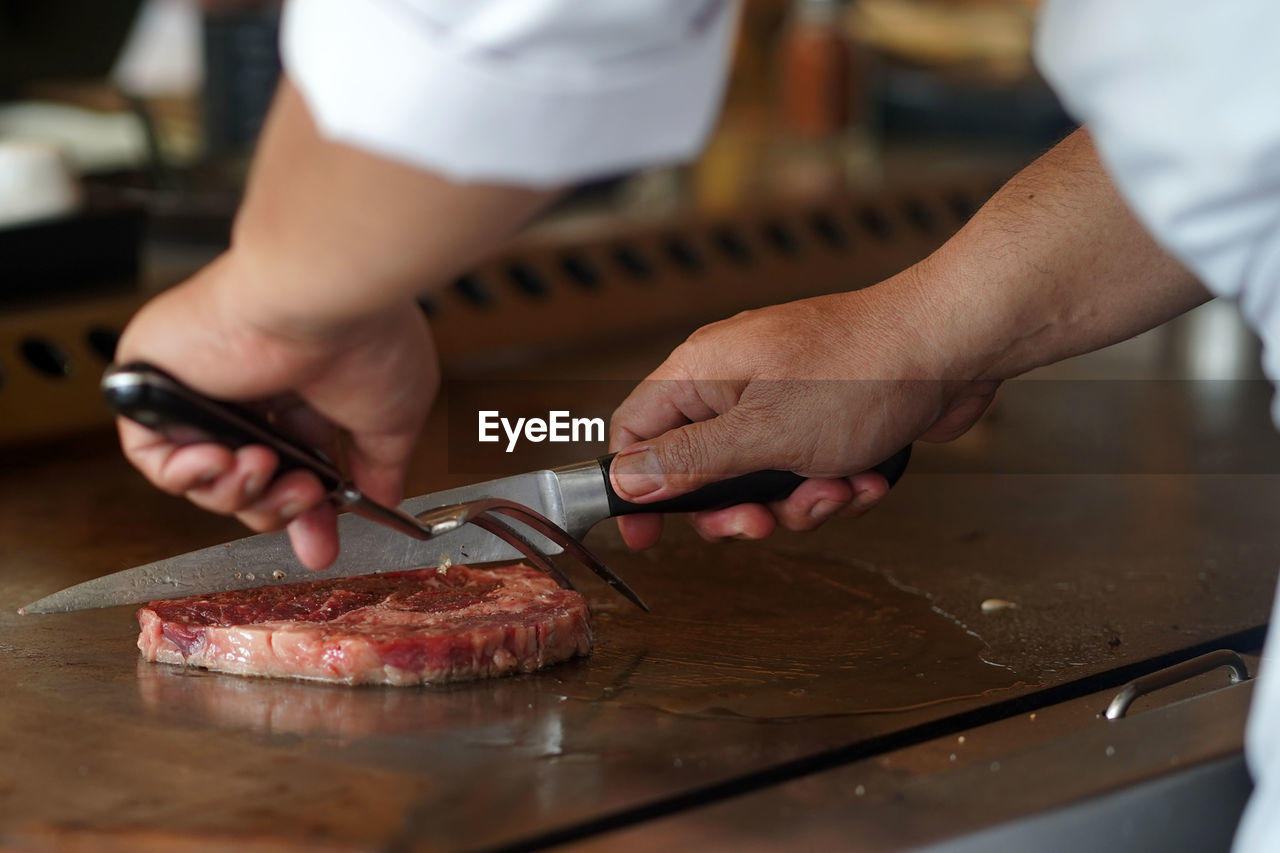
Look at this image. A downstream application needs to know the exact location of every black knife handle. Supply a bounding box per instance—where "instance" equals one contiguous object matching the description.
[101,362,346,494]
[597,445,911,517]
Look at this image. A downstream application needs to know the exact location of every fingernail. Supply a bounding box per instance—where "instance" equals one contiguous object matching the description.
[243,471,264,500]
[612,448,665,499]
[279,500,307,522]
[193,467,221,488]
[852,487,877,509]
[810,499,844,521]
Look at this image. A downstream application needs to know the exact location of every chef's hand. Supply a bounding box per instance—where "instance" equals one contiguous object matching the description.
[111,80,552,569]
[115,253,437,570]
[608,277,998,550]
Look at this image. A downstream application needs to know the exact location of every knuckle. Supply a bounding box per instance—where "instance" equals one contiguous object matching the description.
[657,430,706,478]
[780,512,819,533]
[234,510,284,533]
[149,471,188,497]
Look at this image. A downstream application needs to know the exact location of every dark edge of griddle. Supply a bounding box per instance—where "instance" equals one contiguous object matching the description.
[456,624,1267,853]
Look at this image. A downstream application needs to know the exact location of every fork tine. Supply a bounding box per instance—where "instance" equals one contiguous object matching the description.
[417,498,648,612]
[466,513,576,590]
[486,503,649,613]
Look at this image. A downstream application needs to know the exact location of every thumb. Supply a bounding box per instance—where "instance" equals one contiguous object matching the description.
[609,413,773,503]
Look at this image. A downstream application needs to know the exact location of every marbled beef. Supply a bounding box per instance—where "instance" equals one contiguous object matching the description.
[137,564,591,685]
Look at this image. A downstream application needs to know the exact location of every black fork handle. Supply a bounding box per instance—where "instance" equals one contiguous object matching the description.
[101,362,347,494]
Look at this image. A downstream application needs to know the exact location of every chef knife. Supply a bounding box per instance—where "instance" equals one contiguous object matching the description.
[18,363,910,614]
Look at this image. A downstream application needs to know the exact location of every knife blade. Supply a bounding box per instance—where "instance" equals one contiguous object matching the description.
[18,364,911,614]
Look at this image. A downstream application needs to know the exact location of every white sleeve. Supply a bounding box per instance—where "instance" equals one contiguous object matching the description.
[1034,0,1280,398]
[1036,7,1280,852]
[280,0,737,187]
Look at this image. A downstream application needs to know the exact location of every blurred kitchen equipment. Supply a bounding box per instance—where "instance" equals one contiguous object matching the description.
[0,0,142,92]
[0,171,1003,446]
[0,139,145,306]
[0,140,81,227]
[201,4,281,158]
[851,0,1074,143]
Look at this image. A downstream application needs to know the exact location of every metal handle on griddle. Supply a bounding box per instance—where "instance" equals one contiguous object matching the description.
[1104,649,1251,720]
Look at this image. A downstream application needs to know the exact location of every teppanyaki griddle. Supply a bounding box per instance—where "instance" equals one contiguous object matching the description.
[2,302,1278,851]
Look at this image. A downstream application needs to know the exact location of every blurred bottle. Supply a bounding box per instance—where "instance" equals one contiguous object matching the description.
[773,0,876,196]
[688,0,779,211]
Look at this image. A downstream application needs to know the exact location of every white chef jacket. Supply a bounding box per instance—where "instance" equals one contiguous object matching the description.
[283,1,1280,848]
[1035,3,1280,851]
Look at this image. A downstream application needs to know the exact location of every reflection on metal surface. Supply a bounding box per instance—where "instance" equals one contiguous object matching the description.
[136,659,574,749]
[562,677,1256,853]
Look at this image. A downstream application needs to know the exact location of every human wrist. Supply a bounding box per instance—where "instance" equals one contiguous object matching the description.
[223,81,554,340]
[214,240,407,342]
[896,243,1056,384]
[853,256,1000,384]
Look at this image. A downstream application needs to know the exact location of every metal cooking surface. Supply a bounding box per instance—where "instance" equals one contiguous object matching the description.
[3,306,1280,851]
[562,672,1257,852]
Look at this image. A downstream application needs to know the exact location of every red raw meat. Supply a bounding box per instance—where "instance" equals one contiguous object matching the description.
[137,564,591,685]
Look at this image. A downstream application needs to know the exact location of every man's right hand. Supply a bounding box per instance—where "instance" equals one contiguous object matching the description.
[608,277,1000,550]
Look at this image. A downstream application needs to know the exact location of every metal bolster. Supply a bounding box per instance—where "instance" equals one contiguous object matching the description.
[551,459,612,537]
[1105,649,1251,721]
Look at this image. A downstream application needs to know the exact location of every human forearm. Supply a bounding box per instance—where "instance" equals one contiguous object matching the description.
[606,129,1210,546]
[897,129,1208,382]
[226,80,556,338]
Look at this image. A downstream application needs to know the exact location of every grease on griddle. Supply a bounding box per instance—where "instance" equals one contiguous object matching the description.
[551,547,1021,720]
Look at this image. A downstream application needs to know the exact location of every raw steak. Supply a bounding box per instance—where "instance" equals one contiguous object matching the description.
[136,564,591,685]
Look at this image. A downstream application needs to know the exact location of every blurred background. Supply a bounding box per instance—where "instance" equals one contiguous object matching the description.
[0,0,1064,224]
[0,0,1075,446]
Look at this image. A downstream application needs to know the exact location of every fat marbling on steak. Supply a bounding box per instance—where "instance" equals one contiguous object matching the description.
[137,564,591,685]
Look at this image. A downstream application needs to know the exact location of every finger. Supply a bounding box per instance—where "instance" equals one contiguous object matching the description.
[610,369,747,452]
[183,445,278,516]
[235,468,330,532]
[118,419,235,495]
[765,477,856,532]
[616,514,664,551]
[287,502,341,570]
[344,432,418,508]
[610,378,711,451]
[839,470,891,519]
[263,392,338,453]
[155,445,237,495]
[609,410,769,504]
[687,504,777,541]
